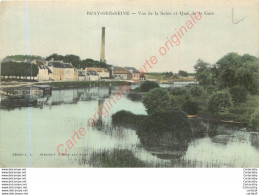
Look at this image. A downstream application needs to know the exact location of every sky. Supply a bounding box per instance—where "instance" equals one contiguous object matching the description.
[0,0,259,72]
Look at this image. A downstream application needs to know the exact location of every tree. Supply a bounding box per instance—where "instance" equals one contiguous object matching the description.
[169,87,190,106]
[2,55,43,62]
[194,53,259,92]
[164,71,173,77]
[142,88,173,114]
[229,85,247,104]
[80,58,112,70]
[169,87,189,96]
[216,53,243,88]
[215,53,259,92]
[241,54,258,63]
[188,85,205,97]
[235,60,259,93]
[1,62,38,79]
[64,54,81,68]
[46,53,64,61]
[46,54,81,68]
[169,87,190,108]
[208,90,233,114]
[194,59,218,86]
[178,70,188,77]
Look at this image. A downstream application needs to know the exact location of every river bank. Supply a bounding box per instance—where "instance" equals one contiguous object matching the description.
[1,84,258,167]
[0,80,133,96]
[50,80,131,89]
[126,81,259,132]
[1,79,258,131]
[145,74,195,83]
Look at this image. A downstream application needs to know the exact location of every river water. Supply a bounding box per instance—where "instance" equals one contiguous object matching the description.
[0,83,258,167]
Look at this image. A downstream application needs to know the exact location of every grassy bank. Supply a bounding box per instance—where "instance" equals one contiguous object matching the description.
[51,80,130,89]
[145,73,195,82]
[89,149,146,167]
[125,81,259,131]
[191,92,259,126]
[178,86,259,131]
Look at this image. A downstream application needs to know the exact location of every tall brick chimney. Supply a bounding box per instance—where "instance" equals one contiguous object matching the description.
[100,27,105,63]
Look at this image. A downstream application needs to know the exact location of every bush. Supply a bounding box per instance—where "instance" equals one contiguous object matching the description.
[229,85,247,104]
[182,100,199,115]
[127,93,143,101]
[141,109,191,133]
[140,81,159,92]
[169,87,189,96]
[188,85,205,97]
[112,110,137,123]
[143,88,172,114]
[112,110,145,128]
[112,109,191,133]
[208,90,233,114]
[249,109,259,131]
[169,88,190,106]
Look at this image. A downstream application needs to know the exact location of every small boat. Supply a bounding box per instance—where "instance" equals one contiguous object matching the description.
[160,80,169,84]
[221,120,246,124]
[187,115,197,118]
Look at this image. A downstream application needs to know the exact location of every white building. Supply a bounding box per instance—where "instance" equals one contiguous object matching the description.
[37,65,52,81]
[86,71,100,81]
[85,68,110,78]
[112,67,132,80]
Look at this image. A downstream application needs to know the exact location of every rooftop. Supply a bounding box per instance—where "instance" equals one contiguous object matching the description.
[113,67,131,74]
[86,67,109,72]
[125,67,138,73]
[48,61,74,69]
[87,71,99,76]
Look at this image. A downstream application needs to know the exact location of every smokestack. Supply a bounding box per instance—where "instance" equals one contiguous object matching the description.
[100,27,105,63]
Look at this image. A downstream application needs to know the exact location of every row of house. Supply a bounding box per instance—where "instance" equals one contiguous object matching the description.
[33,60,145,82]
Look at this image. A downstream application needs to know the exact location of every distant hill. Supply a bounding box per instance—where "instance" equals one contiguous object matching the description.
[2,54,113,70]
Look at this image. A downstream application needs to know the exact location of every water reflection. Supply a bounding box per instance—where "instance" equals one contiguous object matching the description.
[0,84,258,167]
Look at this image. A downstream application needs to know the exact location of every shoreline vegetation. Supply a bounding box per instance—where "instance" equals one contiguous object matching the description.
[0,80,131,91]
[110,79,259,164]
[0,78,192,93]
[145,72,195,83]
[1,53,259,167]
[116,53,259,133]
[1,52,259,132]
[50,80,130,89]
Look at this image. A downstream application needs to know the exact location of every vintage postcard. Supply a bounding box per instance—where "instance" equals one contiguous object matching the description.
[0,0,259,167]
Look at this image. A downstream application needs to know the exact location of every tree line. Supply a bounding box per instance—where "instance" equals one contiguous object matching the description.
[2,54,112,69]
[194,53,259,93]
[2,55,43,63]
[146,70,190,77]
[46,54,112,69]
[1,54,113,78]
[140,53,259,131]
[1,62,39,78]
